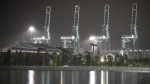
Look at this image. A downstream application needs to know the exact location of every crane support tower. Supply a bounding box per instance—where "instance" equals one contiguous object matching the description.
[103,4,110,50]
[73,5,80,53]
[122,3,138,50]
[91,4,110,52]
[61,5,80,53]
[32,6,51,45]
[43,6,51,45]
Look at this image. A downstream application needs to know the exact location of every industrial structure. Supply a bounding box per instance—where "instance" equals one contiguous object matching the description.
[32,6,51,45]
[90,4,110,52]
[121,3,138,50]
[61,5,80,53]
[24,3,148,57]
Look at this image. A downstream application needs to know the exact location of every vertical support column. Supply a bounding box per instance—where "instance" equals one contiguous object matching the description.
[44,6,51,45]
[103,4,110,51]
[73,5,80,53]
[131,3,138,50]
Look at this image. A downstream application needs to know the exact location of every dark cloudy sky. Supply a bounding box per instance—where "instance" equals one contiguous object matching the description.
[0,0,150,50]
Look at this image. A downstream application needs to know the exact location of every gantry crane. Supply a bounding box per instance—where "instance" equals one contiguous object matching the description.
[91,4,110,52]
[61,5,80,53]
[122,3,138,50]
[32,6,51,45]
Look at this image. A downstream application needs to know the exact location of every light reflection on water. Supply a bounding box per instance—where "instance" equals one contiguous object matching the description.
[101,71,108,84]
[90,71,95,84]
[28,70,34,84]
[60,71,63,84]
[101,71,104,84]
[46,71,50,84]
[41,71,44,84]
[0,70,150,84]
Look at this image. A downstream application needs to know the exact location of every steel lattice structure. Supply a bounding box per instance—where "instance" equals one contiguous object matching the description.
[93,4,110,51]
[32,6,51,45]
[43,6,51,45]
[61,5,80,53]
[61,36,75,48]
[122,3,138,50]
[73,5,80,53]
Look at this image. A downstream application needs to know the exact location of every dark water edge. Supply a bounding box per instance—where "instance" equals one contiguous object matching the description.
[0,66,150,84]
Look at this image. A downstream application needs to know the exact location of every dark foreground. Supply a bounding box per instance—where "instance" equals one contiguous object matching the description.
[0,66,150,84]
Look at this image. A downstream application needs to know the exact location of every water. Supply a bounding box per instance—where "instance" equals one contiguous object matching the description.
[0,69,150,84]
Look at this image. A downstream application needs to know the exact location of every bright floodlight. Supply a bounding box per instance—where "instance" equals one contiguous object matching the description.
[42,36,45,40]
[72,36,75,39]
[100,58,104,62]
[90,36,96,40]
[29,26,35,31]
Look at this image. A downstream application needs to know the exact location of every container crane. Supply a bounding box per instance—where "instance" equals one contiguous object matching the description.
[90,4,110,52]
[32,6,51,45]
[61,5,80,53]
[122,3,138,50]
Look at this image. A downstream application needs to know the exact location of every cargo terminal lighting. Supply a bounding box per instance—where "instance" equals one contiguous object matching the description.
[61,36,75,48]
[29,26,35,40]
[89,35,106,52]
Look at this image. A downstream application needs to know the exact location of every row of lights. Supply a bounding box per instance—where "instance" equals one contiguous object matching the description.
[122,49,150,52]
[89,36,106,41]
[28,26,150,52]
[28,27,97,41]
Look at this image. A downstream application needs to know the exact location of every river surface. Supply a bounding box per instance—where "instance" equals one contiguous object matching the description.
[0,69,150,84]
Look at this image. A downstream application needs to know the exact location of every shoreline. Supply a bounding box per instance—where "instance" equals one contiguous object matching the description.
[0,66,150,73]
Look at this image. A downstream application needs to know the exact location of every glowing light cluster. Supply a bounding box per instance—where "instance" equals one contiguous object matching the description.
[32,36,45,43]
[61,36,75,48]
[61,36,75,40]
[90,36,96,41]
[29,26,35,32]
[90,35,106,41]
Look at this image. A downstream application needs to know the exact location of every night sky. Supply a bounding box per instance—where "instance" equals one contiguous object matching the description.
[0,0,150,50]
